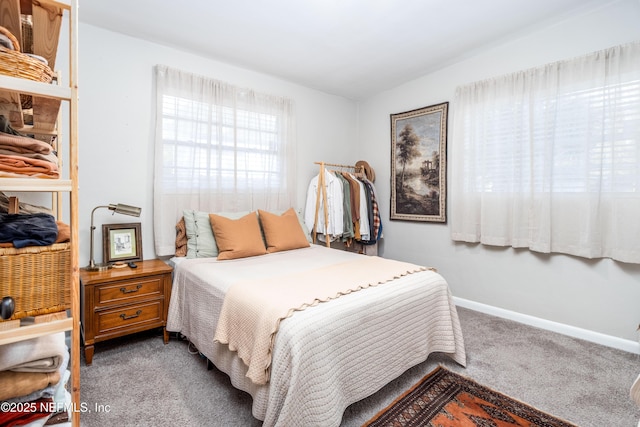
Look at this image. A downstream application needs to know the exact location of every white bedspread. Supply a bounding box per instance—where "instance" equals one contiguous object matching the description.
[167,245,466,427]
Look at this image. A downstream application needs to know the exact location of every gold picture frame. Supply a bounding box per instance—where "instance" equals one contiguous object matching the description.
[390,102,448,222]
[102,222,143,264]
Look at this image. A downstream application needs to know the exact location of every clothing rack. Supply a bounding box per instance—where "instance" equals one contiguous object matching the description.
[312,162,364,247]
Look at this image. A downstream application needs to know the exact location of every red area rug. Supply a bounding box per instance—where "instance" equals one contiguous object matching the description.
[363,366,577,426]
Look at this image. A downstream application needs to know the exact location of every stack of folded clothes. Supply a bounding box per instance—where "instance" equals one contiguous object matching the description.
[0,333,72,426]
[0,115,59,179]
[0,192,70,249]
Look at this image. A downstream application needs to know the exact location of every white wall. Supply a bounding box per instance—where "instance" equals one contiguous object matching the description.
[77,24,358,267]
[356,0,640,343]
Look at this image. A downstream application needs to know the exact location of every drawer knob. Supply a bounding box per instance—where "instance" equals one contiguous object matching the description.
[120,310,142,320]
[1,296,15,320]
[120,284,142,294]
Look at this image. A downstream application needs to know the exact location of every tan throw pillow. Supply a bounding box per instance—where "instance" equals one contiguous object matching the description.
[209,212,267,260]
[258,208,311,253]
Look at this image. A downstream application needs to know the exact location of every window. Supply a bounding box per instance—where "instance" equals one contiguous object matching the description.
[463,78,640,194]
[451,42,640,263]
[161,96,287,191]
[153,66,296,256]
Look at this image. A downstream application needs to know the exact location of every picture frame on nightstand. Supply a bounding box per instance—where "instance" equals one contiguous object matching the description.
[102,222,143,264]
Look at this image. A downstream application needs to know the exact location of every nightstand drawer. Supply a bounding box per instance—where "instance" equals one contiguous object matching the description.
[94,277,163,307]
[95,300,163,336]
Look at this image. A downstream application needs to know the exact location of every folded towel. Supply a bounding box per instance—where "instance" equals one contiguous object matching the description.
[0,154,59,179]
[0,132,52,155]
[6,347,69,403]
[0,370,61,401]
[0,332,66,373]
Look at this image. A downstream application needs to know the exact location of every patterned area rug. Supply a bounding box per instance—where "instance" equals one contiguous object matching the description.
[363,366,577,427]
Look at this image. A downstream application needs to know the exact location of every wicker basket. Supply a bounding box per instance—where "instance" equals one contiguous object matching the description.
[0,25,20,52]
[0,242,71,321]
[0,25,53,83]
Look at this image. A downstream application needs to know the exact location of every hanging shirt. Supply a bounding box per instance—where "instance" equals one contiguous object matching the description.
[304,169,344,240]
[340,172,361,240]
[359,178,382,244]
[348,173,370,241]
[334,172,354,241]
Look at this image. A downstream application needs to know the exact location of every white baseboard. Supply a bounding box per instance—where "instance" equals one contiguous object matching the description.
[453,297,640,355]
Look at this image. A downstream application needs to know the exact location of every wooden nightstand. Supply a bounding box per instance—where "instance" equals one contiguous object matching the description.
[80,259,173,365]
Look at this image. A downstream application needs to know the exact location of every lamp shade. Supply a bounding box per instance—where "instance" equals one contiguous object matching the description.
[109,204,141,217]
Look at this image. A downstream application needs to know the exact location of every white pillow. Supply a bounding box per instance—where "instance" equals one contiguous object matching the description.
[183,210,249,258]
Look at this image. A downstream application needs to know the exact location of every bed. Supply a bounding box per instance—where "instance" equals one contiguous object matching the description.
[166,242,466,427]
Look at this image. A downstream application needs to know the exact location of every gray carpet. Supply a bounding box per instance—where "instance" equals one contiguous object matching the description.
[79,307,640,426]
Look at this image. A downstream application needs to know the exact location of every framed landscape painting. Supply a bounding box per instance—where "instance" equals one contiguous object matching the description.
[390,102,448,222]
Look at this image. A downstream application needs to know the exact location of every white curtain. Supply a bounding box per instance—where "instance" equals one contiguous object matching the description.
[451,42,640,263]
[153,65,297,256]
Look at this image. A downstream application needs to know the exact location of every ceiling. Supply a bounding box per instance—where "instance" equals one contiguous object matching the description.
[79,0,609,100]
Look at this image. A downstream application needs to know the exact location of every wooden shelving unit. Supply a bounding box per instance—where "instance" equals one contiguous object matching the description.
[0,0,79,425]
[0,0,64,134]
[0,316,73,345]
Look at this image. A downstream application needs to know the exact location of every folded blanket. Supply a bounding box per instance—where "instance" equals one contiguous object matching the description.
[0,221,70,248]
[214,256,428,385]
[0,332,67,373]
[52,370,70,406]
[0,370,61,401]
[0,133,52,155]
[0,213,58,248]
[6,347,69,403]
[54,221,70,243]
[0,148,58,163]
[0,154,59,178]
[0,397,53,426]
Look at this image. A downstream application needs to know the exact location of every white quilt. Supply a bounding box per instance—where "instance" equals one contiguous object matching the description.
[167,245,466,427]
